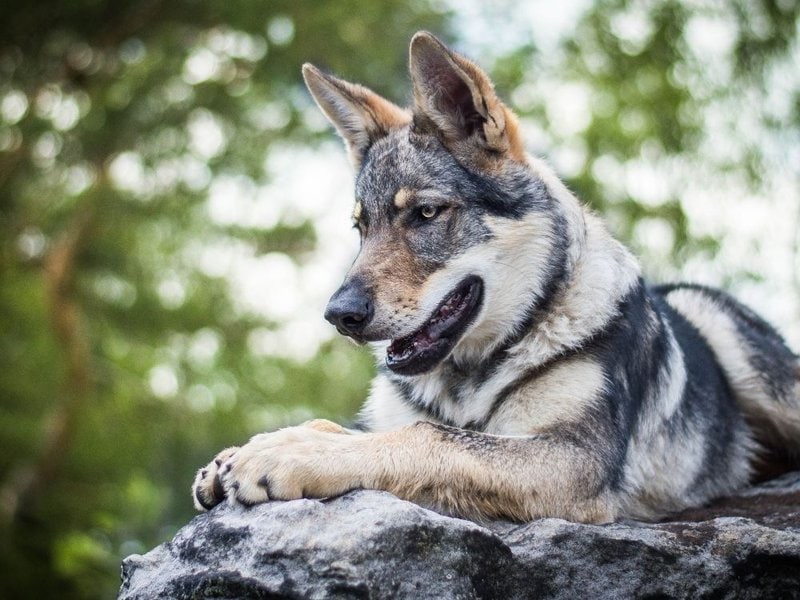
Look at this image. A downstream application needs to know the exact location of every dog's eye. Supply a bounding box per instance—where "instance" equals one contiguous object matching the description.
[419,205,441,220]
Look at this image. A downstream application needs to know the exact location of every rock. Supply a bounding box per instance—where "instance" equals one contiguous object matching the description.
[119,472,800,599]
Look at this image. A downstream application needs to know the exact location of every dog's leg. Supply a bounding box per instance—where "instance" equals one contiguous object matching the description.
[192,419,348,511]
[192,420,616,523]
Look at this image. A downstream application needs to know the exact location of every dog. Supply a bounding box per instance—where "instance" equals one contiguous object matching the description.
[192,32,800,523]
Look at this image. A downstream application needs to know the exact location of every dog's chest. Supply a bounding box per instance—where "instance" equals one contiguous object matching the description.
[393,354,605,435]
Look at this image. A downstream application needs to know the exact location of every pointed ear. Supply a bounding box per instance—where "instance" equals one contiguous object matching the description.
[302,64,411,168]
[408,32,524,160]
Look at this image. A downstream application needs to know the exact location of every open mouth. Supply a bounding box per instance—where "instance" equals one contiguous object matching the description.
[386,276,483,376]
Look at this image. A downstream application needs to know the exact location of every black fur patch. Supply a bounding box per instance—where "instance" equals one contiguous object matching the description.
[655,283,799,402]
[467,207,572,385]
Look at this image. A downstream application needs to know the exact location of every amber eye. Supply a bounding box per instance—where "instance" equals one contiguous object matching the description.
[420,205,439,219]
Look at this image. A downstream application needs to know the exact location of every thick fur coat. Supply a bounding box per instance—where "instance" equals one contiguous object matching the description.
[192,32,800,523]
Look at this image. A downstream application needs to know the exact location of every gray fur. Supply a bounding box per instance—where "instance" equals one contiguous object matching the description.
[191,32,800,523]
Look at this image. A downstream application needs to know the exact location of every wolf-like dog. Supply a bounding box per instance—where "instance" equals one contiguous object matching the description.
[192,32,800,523]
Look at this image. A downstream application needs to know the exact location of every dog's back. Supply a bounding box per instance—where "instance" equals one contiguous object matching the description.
[659,284,800,468]
[602,281,799,519]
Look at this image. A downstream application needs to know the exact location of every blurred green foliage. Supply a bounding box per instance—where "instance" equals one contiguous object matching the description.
[0,1,450,597]
[0,0,797,597]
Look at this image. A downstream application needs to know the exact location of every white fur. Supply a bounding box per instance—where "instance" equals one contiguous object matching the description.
[360,374,433,432]
[487,359,606,434]
[666,290,768,401]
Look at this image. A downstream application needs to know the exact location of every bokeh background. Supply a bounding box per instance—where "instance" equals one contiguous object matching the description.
[1,0,798,596]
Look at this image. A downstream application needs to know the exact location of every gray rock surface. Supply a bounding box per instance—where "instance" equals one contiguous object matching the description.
[119,471,800,599]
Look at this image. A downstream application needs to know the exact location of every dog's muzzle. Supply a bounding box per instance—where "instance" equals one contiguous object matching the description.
[324,278,374,340]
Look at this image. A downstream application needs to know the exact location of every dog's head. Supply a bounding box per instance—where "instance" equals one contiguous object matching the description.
[303,33,570,376]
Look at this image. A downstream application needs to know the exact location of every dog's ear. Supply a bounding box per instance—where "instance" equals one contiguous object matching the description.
[302,64,411,169]
[409,32,524,160]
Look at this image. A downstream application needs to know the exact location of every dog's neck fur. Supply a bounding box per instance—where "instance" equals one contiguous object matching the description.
[513,155,641,364]
[450,155,641,370]
[372,154,642,426]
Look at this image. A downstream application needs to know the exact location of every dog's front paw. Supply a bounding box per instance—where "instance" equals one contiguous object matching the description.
[211,420,359,507]
[192,446,239,511]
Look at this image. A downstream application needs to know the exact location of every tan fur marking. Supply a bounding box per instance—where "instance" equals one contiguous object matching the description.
[501,106,526,162]
[343,228,432,338]
[409,32,526,166]
[193,420,617,523]
[394,187,414,209]
[302,63,411,169]
[302,418,347,433]
[367,100,413,133]
[367,423,615,521]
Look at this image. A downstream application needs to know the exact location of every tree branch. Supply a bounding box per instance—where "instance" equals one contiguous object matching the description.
[0,207,95,522]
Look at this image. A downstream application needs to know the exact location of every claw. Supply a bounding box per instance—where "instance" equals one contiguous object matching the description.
[212,474,225,501]
[257,475,272,498]
[195,484,217,511]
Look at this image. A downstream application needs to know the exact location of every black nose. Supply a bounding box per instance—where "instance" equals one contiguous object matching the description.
[324,279,374,338]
